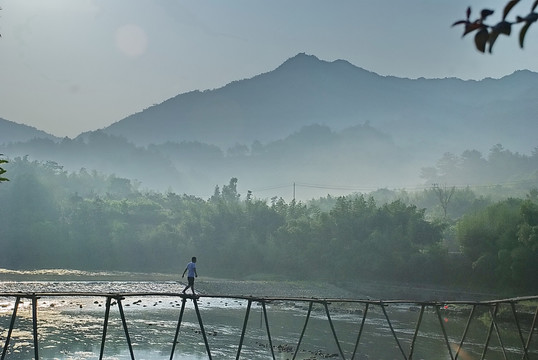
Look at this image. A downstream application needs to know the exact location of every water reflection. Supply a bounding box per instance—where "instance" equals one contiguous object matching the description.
[0,279,536,359]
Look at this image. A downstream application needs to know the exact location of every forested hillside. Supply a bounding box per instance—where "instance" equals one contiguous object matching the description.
[0,118,58,144]
[1,157,536,294]
[102,54,538,158]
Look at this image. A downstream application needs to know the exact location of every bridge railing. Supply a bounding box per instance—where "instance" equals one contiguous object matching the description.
[0,292,536,360]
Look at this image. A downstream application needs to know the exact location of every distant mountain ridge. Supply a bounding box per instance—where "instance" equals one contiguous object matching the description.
[0,118,58,145]
[1,53,537,199]
[102,53,394,147]
[2,53,537,157]
[102,53,538,156]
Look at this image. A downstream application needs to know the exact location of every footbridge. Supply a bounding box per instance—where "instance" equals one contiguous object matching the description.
[0,292,536,359]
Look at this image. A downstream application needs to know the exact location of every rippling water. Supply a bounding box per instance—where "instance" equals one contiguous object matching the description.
[0,269,536,360]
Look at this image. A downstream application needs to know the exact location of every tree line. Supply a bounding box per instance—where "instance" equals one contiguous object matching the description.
[5,129,537,201]
[0,156,537,294]
[420,144,538,193]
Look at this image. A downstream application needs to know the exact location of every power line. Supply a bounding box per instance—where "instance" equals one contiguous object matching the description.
[191,179,537,201]
[249,179,538,196]
[250,183,293,192]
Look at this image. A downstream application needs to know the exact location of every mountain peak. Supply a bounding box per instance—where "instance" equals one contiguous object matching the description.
[275,53,324,70]
[502,69,538,81]
[99,54,538,156]
[274,52,375,78]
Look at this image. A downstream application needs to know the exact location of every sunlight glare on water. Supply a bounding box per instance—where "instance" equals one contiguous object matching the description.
[0,269,536,360]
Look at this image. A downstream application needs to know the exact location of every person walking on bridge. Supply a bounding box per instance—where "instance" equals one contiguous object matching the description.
[182,256,198,296]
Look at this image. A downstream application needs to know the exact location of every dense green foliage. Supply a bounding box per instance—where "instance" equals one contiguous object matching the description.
[457,190,538,290]
[0,157,537,294]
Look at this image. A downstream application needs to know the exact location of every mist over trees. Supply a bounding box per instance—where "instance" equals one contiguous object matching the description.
[420,144,538,197]
[0,125,416,199]
[1,156,536,294]
[2,129,537,201]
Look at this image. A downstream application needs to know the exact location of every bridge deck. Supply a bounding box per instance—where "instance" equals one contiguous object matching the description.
[0,292,536,359]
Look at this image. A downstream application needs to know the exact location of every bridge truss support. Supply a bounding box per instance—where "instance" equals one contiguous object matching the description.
[0,292,536,359]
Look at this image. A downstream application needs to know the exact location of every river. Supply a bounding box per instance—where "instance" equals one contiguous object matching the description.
[0,269,536,359]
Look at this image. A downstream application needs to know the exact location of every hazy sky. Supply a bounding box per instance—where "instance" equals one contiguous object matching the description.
[1,0,538,138]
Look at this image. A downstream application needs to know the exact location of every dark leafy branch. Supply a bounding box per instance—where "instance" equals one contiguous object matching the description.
[0,154,8,182]
[453,0,538,52]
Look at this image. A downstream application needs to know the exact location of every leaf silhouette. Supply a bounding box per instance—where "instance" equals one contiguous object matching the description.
[503,0,521,20]
[498,20,512,35]
[519,21,532,47]
[475,28,489,52]
[480,9,495,20]
[452,18,483,37]
[452,20,468,27]
[518,12,538,47]
[464,22,483,36]
[488,26,502,53]
[488,21,512,52]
